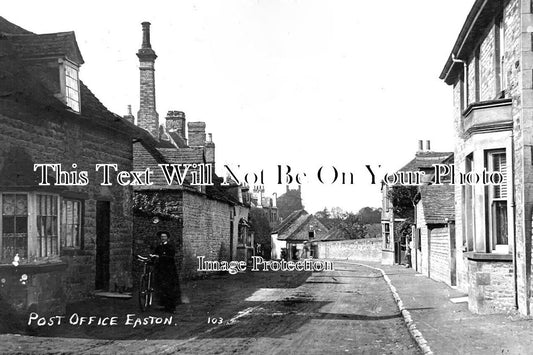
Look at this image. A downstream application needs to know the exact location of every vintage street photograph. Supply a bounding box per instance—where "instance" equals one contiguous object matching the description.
[1,0,533,354]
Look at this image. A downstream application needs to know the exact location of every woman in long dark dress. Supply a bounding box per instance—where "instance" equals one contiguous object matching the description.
[153,231,180,313]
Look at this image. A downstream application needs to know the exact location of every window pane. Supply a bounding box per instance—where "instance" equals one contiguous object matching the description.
[493,201,508,245]
[36,194,58,257]
[61,199,82,248]
[492,153,507,199]
[2,194,28,261]
[16,195,27,215]
[2,216,14,233]
[2,194,15,215]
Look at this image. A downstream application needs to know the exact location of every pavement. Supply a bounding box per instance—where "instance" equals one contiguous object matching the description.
[336,260,533,355]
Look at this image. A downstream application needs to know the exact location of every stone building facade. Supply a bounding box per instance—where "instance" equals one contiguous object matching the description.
[380,142,452,265]
[0,17,156,314]
[129,23,251,281]
[440,0,533,314]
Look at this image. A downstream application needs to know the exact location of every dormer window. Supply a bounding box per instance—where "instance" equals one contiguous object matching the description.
[60,59,80,113]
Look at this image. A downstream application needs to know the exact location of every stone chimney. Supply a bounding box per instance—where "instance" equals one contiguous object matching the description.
[187,122,206,146]
[205,133,215,171]
[123,105,135,124]
[165,111,186,138]
[137,22,159,138]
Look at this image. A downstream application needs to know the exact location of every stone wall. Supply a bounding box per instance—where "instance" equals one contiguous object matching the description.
[317,238,381,262]
[132,189,249,281]
[467,257,514,314]
[0,106,134,313]
[181,192,233,278]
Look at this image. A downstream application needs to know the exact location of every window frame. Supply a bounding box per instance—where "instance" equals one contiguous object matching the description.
[485,149,509,253]
[0,192,29,262]
[383,222,391,249]
[59,58,81,113]
[61,198,84,250]
[0,192,85,264]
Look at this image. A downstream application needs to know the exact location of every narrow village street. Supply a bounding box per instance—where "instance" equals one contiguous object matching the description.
[0,263,419,355]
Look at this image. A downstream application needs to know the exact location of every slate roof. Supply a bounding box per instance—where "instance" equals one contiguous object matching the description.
[168,132,189,148]
[273,211,328,242]
[0,16,32,35]
[158,147,204,164]
[272,209,307,235]
[5,32,84,64]
[418,184,455,224]
[277,213,313,241]
[399,151,453,172]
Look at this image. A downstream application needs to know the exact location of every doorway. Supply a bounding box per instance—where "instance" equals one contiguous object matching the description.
[95,201,110,290]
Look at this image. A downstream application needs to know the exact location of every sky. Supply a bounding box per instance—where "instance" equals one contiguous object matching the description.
[2,0,476,214]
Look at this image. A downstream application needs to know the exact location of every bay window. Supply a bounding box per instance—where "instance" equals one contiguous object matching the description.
[0,192,83,264]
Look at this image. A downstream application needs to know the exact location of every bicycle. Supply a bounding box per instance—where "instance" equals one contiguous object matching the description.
[137,254,158,312]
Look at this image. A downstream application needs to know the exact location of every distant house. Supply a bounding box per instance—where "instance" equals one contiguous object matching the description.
[413,184,456,286]
[271,210,328,260]
[0,17,157,313]
[251,190,280,228]
[128,23,251,280]
[381,141,452,265]
[277,186,303,219]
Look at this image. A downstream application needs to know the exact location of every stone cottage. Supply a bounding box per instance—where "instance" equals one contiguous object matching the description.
[439,0,533,314]
[271,210,328,260]
[0,17,158,313]
[381,141,452,265]
[128,23,251,280]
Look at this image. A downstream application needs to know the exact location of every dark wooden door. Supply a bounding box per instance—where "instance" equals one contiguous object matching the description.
[95,201,110,290]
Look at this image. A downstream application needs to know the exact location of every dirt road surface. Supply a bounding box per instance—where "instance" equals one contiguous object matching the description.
[0,262,420,354]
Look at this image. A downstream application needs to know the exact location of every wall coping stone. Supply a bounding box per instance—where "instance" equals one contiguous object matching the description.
[0,262,68,274]
[464,252,512,262]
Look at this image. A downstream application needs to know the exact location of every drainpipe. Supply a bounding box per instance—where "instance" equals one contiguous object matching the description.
[511,128,518,309]
[452,54,467,90]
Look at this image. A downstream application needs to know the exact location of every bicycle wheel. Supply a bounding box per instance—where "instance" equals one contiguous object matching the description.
[139,273,150,312]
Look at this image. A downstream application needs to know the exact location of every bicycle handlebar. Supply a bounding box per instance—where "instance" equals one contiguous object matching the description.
[136,254,159,263]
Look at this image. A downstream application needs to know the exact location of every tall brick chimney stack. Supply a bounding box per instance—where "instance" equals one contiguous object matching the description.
[137,22,159,138]
[187,122,206,146]
[123,105,135,124]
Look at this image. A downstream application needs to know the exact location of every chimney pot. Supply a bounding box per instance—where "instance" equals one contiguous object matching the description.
[123,104,135,124]
[426,140,431,151]
[418,140,423,151]
[141,22,152,49]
